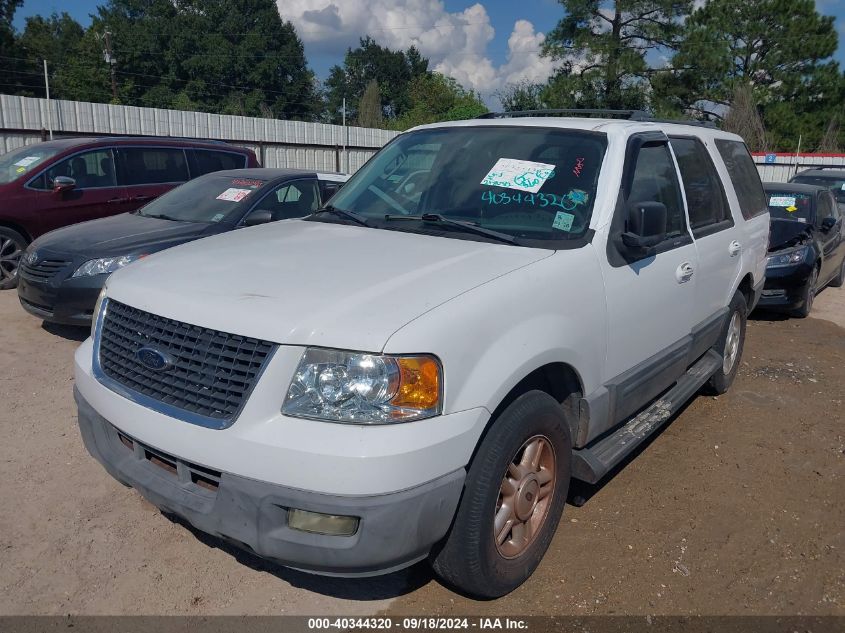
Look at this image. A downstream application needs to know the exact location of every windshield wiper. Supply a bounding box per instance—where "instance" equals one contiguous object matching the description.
[384,213,518,245]
[142,213,181,222]
[312,205,370,227]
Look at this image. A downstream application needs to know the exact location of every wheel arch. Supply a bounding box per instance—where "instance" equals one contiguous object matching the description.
[0,220,33,244]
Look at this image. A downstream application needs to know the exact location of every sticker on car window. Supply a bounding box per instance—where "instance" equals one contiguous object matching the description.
[481,158,556,193]
[552,211,574,231]
[785,205,798,213]
[211,213,226,222]
[216,188,253,202]
[768,196,796,207]
[13,156,41,168]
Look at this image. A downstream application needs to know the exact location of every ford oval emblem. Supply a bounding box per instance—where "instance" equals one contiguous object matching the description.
[136,347,173,371]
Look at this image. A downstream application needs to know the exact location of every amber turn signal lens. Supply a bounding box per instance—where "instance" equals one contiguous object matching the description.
[390,356,441,410]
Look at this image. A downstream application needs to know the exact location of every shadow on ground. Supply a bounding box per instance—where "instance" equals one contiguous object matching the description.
[41,321,89,342]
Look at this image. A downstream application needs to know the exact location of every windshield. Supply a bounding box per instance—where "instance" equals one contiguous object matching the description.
[766,190,814,222]
[0,145,61,184]
[326,126,607,245]
[791,175,845,203]
[137,175,266,223]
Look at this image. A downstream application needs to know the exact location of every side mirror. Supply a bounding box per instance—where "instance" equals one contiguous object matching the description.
[52,176,76,193]
[820,217,836,232]
[620,201,668,253]
[243,210,273,226]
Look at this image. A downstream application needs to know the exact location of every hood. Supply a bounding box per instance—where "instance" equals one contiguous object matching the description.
[106,220,554,350]
[32,213,218,258]
[768,218,814,252]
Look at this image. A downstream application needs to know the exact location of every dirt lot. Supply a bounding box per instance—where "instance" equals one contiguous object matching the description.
[0,286,842,616]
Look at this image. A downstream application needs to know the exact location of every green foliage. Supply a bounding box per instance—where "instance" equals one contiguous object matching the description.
[357,79,383,128]
[542,0,692,110]
[656,0,844,150]
[389,73,487,131]
[498,81,546,112]
[324,37,430,124]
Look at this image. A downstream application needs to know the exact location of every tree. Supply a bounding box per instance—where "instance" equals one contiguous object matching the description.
[390,73,487,131]
[324,37,430,124]
[722,83,768,152]
[541,0,692,110]
[0,0,24,94]
[357,79,383,128]
[497,81,545,112]
[657,0,843,150]
[84,0,320,118]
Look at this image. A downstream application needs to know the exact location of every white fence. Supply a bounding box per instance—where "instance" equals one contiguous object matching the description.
[0,94,399,173]
[752,152,845,182]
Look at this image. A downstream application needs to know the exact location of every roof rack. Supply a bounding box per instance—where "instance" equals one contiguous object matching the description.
[477,108,716,128]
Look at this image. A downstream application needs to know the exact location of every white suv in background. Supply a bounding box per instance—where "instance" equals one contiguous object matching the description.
[74,112,769,598]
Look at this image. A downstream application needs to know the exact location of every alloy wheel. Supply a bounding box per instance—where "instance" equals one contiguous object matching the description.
[722,312,741,374]
[0,236,23,285]
[494,435,556,559]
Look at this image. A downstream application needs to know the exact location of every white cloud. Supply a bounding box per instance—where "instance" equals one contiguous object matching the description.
[277,1,561,102]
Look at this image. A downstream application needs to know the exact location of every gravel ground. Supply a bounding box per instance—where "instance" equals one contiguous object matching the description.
[0,285,842,616]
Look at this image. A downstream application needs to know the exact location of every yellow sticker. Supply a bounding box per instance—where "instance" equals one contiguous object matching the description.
[15,166,25,173]
[786,205,797,212]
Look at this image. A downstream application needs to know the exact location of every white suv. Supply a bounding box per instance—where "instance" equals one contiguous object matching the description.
[74,113,769,598]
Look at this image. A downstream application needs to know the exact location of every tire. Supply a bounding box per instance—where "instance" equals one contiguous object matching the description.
[792,265,819,318]
[0,227,28,290]
[704,290,747,395]
[829,257,845,288]
[429,391,572,599]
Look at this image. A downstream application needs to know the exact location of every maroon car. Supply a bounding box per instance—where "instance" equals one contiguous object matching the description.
[0,137,259,288]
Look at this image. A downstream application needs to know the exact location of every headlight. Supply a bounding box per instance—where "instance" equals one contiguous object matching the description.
[90,288,107,339]
[72,254,145,278]
[767,245,809,268]
[282,348,441,424]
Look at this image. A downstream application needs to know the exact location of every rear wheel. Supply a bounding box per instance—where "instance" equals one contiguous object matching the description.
[430,391,571,599]
[0,227,28,290]
[793,266,818,318]
[705,290,747,395]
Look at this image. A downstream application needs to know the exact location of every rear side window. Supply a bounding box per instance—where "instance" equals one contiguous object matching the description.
[628,143,686,238]
[116,148,189,185]
[30,149,116,190]
[715,140,767,220]
[670,138,731,235]
[190,150,246,176]
[256,179,320,221]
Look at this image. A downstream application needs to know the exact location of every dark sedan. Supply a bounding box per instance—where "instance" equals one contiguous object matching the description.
[17,168,347,326]
[759,182,845,317]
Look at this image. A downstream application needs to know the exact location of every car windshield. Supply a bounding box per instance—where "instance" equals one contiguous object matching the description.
[791,175,845,203]
[325,126,607,245]
[0,145,61,184]
[137,175,267,223]
[766,190,814,222]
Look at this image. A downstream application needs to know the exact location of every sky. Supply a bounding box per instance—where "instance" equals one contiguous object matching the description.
[12,0,845,104]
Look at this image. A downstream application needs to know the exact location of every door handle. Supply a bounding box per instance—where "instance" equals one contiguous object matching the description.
[130,195,155,202]
[107,197,129,204]
[676,262,694,283]
[729,240,742,257]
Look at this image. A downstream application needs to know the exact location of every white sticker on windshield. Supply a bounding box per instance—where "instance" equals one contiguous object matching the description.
[768,196,796,207]
[13,156,40,167]
[211,213,226,222]
[216,187,253,202]
[552,211,574,232]
[481,158,556,193]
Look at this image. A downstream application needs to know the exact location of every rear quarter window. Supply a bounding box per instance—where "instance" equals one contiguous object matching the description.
[715,139,768,220]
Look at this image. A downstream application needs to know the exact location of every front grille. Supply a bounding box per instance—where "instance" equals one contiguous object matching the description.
[98,300,275,425]
[20,259,70,282]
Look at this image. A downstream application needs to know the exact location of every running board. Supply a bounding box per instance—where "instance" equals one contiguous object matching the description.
[571,349,723,484]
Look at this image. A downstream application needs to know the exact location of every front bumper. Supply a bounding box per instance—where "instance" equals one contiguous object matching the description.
[757,262,814,311]
[76,387,466,576]
[17,270,103,326]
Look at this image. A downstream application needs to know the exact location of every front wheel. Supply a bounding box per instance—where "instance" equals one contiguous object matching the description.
[705,290,747,395]
[793,266,818,318]
[429,391,572,599]
[830,257,845,288]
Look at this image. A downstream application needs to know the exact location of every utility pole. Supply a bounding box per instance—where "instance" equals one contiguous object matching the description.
[102,30,118,102]
[43,59,53,140]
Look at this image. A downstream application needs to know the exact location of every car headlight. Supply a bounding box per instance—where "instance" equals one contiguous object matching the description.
[282,348,442,424]
[767,245,809,268]
[72,254,145,278]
